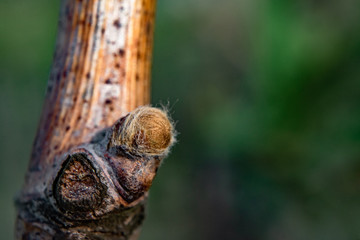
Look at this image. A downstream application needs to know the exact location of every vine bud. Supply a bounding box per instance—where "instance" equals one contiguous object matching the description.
[108,106,175,157]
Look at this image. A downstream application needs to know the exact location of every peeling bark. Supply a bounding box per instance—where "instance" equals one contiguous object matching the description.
[14,0,168,239]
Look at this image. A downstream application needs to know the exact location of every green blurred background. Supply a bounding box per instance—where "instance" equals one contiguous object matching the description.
[1,0,360,239]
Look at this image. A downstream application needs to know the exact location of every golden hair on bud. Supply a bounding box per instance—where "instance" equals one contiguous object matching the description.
[109,106,176,157]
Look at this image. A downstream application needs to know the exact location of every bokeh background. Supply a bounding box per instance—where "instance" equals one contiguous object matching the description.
[1,0,360,239]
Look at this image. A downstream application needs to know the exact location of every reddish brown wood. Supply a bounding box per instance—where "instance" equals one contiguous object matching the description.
[15,0,166,239]
[30,0,155,176]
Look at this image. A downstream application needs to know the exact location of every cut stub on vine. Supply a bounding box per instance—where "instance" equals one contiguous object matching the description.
[53,153,106,214]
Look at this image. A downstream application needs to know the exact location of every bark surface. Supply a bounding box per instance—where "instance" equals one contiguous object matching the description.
[15,0,163,239]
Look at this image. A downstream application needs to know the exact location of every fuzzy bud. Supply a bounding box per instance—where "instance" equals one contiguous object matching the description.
[108,106,175,157]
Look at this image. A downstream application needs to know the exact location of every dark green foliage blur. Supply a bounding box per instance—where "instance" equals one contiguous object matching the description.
[1,0,360,239]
